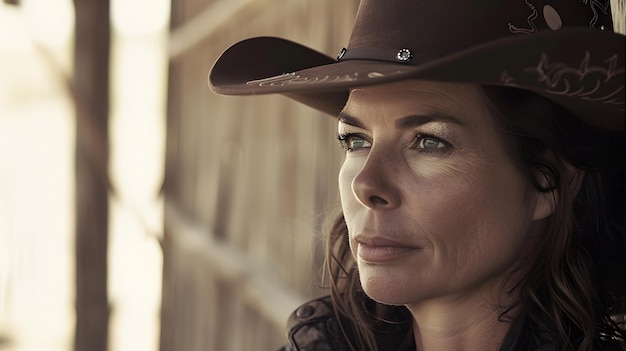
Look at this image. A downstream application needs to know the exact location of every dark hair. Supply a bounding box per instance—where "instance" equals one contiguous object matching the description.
[325,85,626,351]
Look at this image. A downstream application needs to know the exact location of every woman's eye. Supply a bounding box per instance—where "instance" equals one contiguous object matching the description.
[337,134,371,152]
[415,135,448,151]
[348,136,370,150]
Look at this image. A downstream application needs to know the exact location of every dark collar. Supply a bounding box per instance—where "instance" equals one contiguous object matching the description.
[284,295,624,351]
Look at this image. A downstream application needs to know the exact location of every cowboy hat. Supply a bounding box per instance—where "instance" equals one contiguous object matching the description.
[209,0,625,131]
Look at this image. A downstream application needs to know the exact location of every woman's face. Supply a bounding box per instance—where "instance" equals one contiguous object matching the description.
[338,80,545,307]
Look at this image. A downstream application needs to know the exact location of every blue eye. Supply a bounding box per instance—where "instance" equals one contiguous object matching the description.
[337,133,449,153]
[414,134,449,151]
[337,133,372,152]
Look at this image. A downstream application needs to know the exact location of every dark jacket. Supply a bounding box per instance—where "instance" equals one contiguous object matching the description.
[277,295,625,351]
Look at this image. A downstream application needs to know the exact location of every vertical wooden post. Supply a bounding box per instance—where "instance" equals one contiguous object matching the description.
[73,1,110,350]
[160,0,183,349]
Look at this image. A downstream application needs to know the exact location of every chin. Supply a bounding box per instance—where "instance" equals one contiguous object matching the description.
[359,268,424,306]
[362,285,418,306]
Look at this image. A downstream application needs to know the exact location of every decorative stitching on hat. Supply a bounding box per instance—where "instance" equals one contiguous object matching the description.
[524,51,625,104]
[583,0,610,29]
[509,0,612,34]
[246,72,360,87]
[509,0,539,34]
[500,71,519,87]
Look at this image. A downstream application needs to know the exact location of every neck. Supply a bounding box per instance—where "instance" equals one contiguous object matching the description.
[408,294,520,351]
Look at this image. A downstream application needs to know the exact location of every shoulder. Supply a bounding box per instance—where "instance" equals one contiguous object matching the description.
[282,295,352,351]
[501,313,626,351]
[279,295,416,351]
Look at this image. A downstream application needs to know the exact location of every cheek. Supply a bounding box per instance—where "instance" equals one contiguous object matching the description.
[404,157,488,224]
[409,158,532,259]
[410,153,528,216]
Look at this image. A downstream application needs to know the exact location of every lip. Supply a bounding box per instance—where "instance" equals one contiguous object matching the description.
[354,235,421,263]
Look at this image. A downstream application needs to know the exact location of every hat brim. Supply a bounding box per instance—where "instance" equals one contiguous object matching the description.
[209,29,625,131]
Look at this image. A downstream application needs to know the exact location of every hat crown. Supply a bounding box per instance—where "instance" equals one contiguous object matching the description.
[346,0,614,63]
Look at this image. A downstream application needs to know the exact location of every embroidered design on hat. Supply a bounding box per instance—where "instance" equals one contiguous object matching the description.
[583,0,610,29]
[524,51,625,104]
[509,0,539,34]
[510,0,611,33]
[247,72,360,87]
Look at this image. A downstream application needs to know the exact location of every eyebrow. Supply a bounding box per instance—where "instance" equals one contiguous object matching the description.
[337,112,366,129]
[338,112,464,129]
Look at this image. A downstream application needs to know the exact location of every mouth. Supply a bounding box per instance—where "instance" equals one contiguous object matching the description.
[355,236,422,263]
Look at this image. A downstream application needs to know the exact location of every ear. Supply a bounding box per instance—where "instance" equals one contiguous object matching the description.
[532,163,585,221]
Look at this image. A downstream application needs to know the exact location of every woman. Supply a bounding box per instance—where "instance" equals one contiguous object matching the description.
[209,0,625,350]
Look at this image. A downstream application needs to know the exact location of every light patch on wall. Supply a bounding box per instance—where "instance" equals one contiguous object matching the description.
[112,0,170,36]
[21,0,74,47]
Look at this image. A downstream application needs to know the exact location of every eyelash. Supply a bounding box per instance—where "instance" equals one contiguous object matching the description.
[336,133,368,152]
[336,133,450,153]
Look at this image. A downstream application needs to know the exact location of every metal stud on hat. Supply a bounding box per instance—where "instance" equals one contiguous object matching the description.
[396,48,413,62]
[336,48,347,61]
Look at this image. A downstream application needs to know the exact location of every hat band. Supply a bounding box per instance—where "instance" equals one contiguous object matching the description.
[337,47,434,64]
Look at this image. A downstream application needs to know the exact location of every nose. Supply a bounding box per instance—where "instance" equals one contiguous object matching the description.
[351,151,402,210]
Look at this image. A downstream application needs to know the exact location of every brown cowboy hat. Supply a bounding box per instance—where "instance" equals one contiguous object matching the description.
[209,0,625,131]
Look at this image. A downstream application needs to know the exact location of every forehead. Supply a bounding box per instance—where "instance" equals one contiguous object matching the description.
[343,80,492,128]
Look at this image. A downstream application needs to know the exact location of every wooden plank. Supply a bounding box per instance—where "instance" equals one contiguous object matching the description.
[73,0,111,350]
[164,202,307,330]
[161,1,360,349]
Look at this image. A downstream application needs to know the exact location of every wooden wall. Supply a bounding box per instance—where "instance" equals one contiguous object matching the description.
[160,1,358,350]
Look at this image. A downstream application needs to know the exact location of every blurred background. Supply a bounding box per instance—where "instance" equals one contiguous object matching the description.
[0,0,356,350]
[0,0,623,351]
